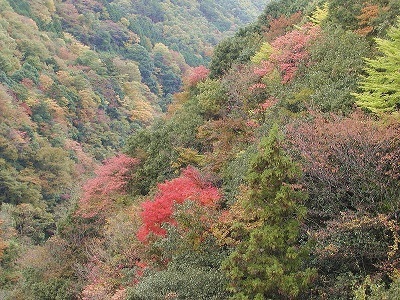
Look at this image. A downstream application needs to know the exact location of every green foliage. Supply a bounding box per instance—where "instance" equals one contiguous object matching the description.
[0,160,42,206]
[210,26,262,78]
[196,79,228,118]
[9,203,54,244]
[327,0,365,30]
[130,210,229,300]
[2,0,400,299]
[354,276,400,300]
[309,213,397,299]
[257,0,313,24]
[127,97,205,195]
[296,24,370,113]
[128,261,228,300]
[6,0,31,17]
[20,268,75,300]
[354,18,400,114]
[223,125,314,299]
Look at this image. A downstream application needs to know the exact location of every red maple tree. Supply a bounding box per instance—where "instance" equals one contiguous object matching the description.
[137,166,220,241]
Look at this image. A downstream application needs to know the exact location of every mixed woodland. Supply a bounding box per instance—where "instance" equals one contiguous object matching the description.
[1,0,400,299]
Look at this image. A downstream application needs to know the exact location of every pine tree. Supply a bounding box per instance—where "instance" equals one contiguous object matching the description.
[222,125,314,299]
[354,17,400,113]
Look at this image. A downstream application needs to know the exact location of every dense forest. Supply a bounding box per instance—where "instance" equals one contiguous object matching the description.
[1,0,400,299]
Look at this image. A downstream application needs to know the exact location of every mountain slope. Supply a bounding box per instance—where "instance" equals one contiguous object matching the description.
[2,0,400,299]
[0,0,266,297]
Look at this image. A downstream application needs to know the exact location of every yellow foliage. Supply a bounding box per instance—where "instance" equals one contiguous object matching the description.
[308,3,329,25]
[129,98,155,124]
[78,89,101,121]
[44,0,56,13]
[251,42,273,64]
[171,147,206,170]
[56,70,74,87]
[120,17,130,27]
[30,0,54,24]
[25,96,39,107]
[44,98,67,121]
[39,74,54,91]
[211,187,263,247]
[167,91,190,115]
[65,33,90,55]
[113,58,142,82]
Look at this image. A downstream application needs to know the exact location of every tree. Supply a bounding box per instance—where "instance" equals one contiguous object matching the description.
[286,111,400,298]
[288,24,370,113]
[286,111,400,217]
[222,125,314,299]
[137,166,220,242]
[354,18,400,114]
[263,12,302,42]
[77,154,139,218]
[269,23,321,83]
[184,65,210,87]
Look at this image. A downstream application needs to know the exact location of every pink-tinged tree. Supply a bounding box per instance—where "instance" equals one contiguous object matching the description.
[137,166,220,242]
[271,23,321,83]
[254,23,321,83]
[184,65,210,87]
[286,111,400,217]
[77,154,139,218]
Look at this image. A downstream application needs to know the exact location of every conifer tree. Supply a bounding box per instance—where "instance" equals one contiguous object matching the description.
[354,17,400,113]
[222,125,314,299]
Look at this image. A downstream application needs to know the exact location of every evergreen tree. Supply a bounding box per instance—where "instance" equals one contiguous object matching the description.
[354,17,400,113]
[222,125,314,299]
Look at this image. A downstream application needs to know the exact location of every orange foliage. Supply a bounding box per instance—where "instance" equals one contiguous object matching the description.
[198,117,255,171]
[263,12,303,42]
[212,188,263,247]
[355,4,380,36]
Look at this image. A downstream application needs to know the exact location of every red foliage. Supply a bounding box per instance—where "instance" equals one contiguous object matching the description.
[185,65,210,87]
[253,60,275,77]
[255,23,321,83]
[77,154,139,218]
[137,166,220,241]
[270,23,321,83]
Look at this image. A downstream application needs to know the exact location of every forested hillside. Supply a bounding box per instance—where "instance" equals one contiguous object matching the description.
[1,0,400,299]
[0,0,265,298]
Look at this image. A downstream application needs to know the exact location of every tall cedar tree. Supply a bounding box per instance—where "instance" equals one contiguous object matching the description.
[223,125,314,300]
[354,17,400,113]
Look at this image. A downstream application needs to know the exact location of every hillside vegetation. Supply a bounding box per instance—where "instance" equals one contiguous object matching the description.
[0,0,265,297]
[1,0,400,299]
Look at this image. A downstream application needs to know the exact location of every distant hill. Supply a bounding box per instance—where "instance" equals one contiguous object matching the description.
[0,0,266,211]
